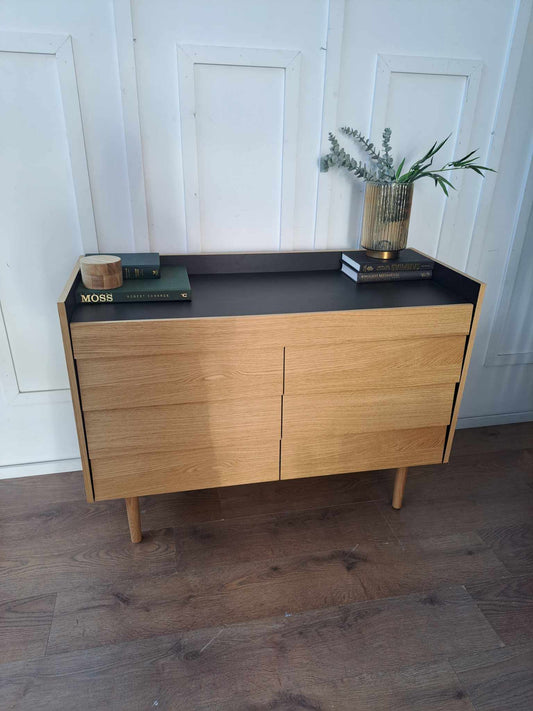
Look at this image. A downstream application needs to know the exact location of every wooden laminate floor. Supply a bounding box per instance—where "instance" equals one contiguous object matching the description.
[0,422,532,711]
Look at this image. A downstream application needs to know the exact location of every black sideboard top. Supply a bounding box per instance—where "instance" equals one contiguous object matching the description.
[70,251,479,324]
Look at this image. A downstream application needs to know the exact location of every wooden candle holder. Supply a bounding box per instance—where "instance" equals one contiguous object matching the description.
[80,255,123,290]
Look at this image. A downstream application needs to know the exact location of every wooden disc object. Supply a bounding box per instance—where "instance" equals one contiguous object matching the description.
[80,255,123,290]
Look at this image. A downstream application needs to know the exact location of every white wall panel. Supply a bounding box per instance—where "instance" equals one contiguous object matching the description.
[458,2,533,425]
[485,152,533,367]
[194,64,284,251]
[370,55,482,261]
[325,0,515,258]
[384,72,464,257]
[0,43,87,393]
[0,1,132,476]
[499,221,533,360]
[131,0,328,252]
[177,45,301,251]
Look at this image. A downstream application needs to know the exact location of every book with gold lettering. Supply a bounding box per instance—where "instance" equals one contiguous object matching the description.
[76,265,191,304]
[342,249,434,273]
[341,262,432,283]
[86,252,160,279]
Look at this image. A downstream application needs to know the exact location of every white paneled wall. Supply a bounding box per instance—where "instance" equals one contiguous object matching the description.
[0,0,531,478]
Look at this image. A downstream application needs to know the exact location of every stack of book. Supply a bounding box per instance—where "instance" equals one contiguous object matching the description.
[76,252,191,304]
[341,249,434,283]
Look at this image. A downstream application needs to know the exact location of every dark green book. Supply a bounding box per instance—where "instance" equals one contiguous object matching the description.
[86,252,160,279]
[76,265,190,304]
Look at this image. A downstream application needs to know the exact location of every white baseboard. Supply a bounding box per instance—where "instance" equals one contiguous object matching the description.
[0,457,82,480]
[457,411,533,429]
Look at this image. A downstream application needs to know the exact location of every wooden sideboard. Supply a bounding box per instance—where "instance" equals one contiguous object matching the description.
[58,251,484,542]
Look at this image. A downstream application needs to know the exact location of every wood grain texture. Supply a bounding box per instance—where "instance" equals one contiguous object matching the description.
[275,585,501,685]
[70,303,474,359]
[0,622,280,711]
[57,260,94,502]
[92,441,280,500]
[467,576,533,646]
[176,501,392,570]
[0,519,176,601]
[46,532,508,656]
[283,385,455,440]
[378,470,533,541]
[0,424,529,710]
[77,348,283,410]
[218,469,392,518]
[444,281,486,462]
[393,466,409,509]
[452,642,533,711]
[0,594,56,664]
[281,427,445,480]
[478,521,533,575]
[240,662,476,711]
[0,634,478,711]
[0,470,85,514]
[387,449,533,505]
[139,488,222,529]
[80,255,122,290]
[84,396,281,458]
[285,335,466,394]
[0,586,499,711]
[452,422,533,457]
[125,497,142,543]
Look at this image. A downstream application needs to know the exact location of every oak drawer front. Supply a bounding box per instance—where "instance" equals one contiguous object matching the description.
[71,316,284,358]
[284,336,465,395]
[70,304,473,358]
[91,441,279,500]
[283,384,455,439]
[281,427,446,480]
[84,397,281,459]
[77,349,283,411]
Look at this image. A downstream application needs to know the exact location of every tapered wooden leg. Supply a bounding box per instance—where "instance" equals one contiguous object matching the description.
[125,497,142,543]
[392,466,408,510]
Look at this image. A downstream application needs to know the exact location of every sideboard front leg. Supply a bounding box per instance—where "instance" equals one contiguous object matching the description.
[125,497,142,543]
[392,467,408,510]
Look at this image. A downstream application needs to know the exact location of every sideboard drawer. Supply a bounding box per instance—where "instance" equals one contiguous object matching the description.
[77,348,283,410]
[285,336,465,395]
[70,316,282,358]
[281,427,446,480]
[84,397,281,458]
[283,384,455,439]
[69,303,473,359]
[91,440,280,499]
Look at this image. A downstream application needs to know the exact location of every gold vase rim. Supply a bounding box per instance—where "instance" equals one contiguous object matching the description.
[364,249,400,260]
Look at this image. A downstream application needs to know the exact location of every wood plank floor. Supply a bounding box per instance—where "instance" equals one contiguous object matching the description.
[0,422,532,711]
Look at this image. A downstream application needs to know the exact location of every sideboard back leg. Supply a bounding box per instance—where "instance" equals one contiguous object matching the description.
[125,497,142,543]
[392,466,409,510]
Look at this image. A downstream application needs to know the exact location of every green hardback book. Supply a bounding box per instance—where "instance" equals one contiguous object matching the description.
[76,265,191,304]
[86,252,160,279]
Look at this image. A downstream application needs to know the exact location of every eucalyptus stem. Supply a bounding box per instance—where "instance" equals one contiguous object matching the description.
[320,128,494,196]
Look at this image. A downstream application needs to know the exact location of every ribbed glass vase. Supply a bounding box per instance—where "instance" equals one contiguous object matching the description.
[361,182,414,259]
